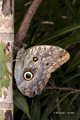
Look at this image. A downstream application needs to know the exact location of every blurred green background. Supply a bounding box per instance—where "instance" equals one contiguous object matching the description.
[14,0,80,120]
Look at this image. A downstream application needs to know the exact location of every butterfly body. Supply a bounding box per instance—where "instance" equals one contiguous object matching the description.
[14,45,70,98]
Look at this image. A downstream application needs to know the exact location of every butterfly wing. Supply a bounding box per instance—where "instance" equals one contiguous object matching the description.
[14,45,70,97]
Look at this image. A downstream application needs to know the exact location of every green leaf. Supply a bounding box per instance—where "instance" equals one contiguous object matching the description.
[64,61,80,75]
[41,94,53,107]
[63,0,80,22]
[41,93,59,120]
[50,0,63,28]
[73,108,80,120]
[54,34,80,47]
[34,23,80,44]
[62,73,80,85]
[30,96,40,120]
[14,91,30,119]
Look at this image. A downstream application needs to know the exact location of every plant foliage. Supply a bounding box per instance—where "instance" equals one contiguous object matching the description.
[14,0,80,120]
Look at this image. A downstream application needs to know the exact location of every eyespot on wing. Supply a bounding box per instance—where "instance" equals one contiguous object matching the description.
[14,45,70,98]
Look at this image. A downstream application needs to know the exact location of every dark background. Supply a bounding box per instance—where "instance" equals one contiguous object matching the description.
[14,0,80,120]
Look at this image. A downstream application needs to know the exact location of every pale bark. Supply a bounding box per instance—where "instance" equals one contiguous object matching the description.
[0,0,14,119]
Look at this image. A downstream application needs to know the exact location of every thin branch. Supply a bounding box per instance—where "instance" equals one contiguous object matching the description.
[45,86,80,93]
[24,2,32,7]
[14,0,42,55]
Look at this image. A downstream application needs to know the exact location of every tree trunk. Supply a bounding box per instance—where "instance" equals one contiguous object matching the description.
[0,0,14,119]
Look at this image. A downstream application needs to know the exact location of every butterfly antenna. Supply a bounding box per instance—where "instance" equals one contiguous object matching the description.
[13,45,20,51]
[13,57,22,62]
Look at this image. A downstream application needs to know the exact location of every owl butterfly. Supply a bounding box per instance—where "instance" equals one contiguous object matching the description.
[14,45,70,98]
